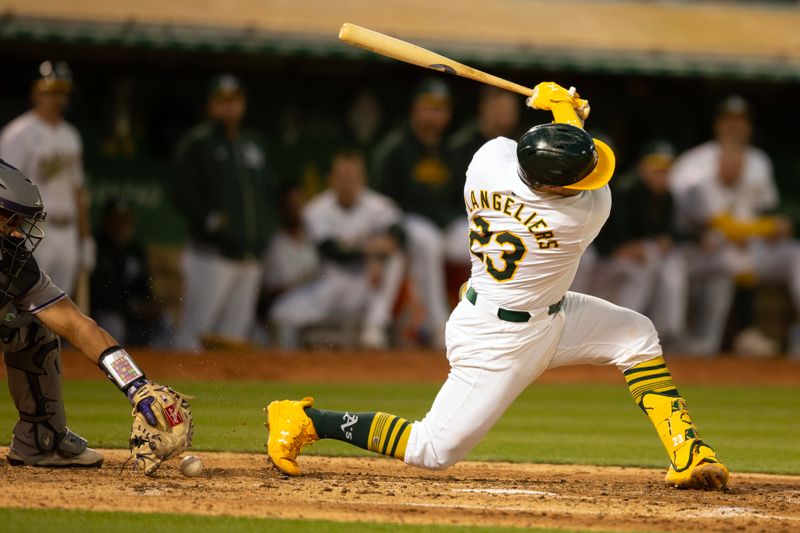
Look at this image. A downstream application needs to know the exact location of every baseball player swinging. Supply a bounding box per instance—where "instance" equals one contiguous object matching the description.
[266,82,728,491]
[0,160,192,475]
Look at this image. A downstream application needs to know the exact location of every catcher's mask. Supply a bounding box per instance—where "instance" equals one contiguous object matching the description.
[0,160,46,295]
[517,123,615,191]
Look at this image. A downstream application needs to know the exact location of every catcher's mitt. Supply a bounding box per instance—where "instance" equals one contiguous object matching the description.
[126,382,194,476]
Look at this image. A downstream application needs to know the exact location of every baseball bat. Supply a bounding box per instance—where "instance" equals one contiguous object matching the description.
[338,23,534,98]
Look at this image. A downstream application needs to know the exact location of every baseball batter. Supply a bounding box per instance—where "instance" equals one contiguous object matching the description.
[0,61,92,297]
[266,82,729,491]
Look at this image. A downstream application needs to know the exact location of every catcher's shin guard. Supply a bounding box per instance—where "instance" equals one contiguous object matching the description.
[265,397,318,476]
[2,322,99,465]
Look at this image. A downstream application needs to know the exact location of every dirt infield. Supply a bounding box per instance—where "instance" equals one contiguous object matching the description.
[2,351,799,531]
[6,348,799,385]
[1,447,798,532]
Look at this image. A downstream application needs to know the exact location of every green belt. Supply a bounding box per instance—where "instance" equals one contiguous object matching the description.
[465,287,564,323]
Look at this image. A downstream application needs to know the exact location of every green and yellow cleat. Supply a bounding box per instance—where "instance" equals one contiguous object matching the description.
[664,439,729,491]
[265,396,318,476]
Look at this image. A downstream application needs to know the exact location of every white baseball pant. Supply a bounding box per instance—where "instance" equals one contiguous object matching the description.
[173,246,261,351]
[269,254,405,349]
[405,214,450,347]
[591,244,688,341]
[403,291,661,469]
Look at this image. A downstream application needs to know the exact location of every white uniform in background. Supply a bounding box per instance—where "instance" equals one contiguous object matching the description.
[679,157,800,352]
[263,231,320,293]
[671,140,778,354]
[270,188,406,348]
[404,138,661,468]
[0,111,83,295]
[670,140,774,199]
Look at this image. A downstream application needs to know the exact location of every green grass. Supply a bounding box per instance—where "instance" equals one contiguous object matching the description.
[0,380,797,474]
[0,508,600,533]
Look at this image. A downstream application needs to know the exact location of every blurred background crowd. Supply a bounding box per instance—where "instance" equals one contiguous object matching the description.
[1,0,799,357]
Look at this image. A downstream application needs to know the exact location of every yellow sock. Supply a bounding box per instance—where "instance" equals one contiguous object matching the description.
[625,356,707,469]
[624,355,678,406]
[367,412,412,460]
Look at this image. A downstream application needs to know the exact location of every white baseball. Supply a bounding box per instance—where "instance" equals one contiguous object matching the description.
[179,455,203,477]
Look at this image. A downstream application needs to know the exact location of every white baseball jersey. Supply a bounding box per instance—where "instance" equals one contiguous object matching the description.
[0,111,84,221]
[263,231,320,291]
[464,137,611,310]
[683,165,779,225]
[669,140,776,211]
[304,188,402,269]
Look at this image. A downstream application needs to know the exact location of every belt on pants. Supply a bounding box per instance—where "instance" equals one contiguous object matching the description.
[465,286,564,323]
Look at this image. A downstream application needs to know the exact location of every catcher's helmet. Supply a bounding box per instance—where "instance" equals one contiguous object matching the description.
[517,123,615,191]
[33,60,73,95]
[0,160,46,288]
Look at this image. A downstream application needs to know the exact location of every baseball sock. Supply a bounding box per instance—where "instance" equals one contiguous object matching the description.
[304,408,411,460]
[624,356,710,469]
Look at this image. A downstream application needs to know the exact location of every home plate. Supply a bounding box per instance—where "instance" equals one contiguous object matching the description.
[453,488,560,497]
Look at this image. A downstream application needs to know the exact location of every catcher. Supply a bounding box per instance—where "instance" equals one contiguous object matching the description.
[0,159,192,475]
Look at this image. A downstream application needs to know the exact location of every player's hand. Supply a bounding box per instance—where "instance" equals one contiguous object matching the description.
[364,233,400,257]
[125,381,194,476]
[769,216,793,240]
[526,82,590,117]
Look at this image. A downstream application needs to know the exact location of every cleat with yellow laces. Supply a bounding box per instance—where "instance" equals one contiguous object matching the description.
[265,397,318,476]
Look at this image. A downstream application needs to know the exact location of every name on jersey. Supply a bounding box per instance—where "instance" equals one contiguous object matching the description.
[465,189,558,249]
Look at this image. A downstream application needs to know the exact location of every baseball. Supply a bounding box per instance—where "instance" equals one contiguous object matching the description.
[179,455,203,477]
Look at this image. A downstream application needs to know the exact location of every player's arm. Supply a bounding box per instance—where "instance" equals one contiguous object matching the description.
[36,297,115,362]
[709,212,788,242]
[36,296,193,475]
[0,128,30,169]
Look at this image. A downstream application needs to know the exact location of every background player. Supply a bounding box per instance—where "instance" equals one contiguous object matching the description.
[371,79,457,347]
[266,82,728,491]
[171,74,274,350]
[0,160,191,473]
[0,60,94,298]
[269,150,405,349]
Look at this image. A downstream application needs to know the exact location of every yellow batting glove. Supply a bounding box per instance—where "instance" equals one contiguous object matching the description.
[526,82,573,110]
[526,82,590,127]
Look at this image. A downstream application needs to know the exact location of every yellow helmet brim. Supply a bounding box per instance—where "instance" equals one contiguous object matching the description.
[564,138,615,191]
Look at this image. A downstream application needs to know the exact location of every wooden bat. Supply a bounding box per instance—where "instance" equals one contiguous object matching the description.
[338,23,588,127]
[338,23,534,98]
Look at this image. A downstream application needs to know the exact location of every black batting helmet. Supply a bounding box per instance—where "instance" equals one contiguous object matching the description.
[517,123,615,191]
